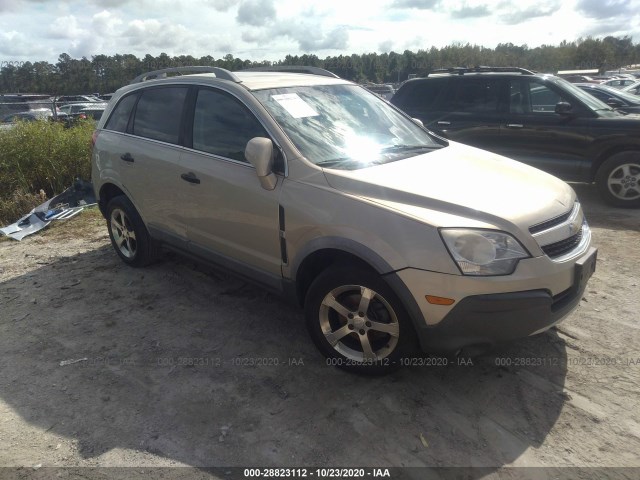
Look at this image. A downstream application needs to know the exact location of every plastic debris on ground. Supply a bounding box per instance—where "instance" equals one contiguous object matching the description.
[59,358,88,367]
[0,179,97,241]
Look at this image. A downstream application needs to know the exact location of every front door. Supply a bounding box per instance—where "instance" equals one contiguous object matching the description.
[178,87,283,286]
[497,78,591,180]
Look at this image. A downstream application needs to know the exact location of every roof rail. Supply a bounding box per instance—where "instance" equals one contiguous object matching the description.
[240,65,340,78]
[427,66,535,76]
[130,66,241,84]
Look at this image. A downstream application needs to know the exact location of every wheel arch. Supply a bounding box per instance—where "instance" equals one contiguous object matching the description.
[98,183,127,218]
[291,238,396,307]
[590,145,640,181]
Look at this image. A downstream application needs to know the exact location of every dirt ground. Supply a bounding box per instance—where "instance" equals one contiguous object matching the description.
[0,183,639,478]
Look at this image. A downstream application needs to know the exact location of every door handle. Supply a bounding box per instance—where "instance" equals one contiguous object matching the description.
[120,153,134,162]
[437,121,451,126]
[181,172,201,184]
[506,124,524,129]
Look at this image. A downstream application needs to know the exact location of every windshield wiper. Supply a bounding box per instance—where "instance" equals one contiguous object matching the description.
[317,145,441,168]
[316,158,358,168]
[380,144,441,152]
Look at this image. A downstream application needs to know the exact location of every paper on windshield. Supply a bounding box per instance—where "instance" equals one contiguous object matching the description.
[271,94,319,119]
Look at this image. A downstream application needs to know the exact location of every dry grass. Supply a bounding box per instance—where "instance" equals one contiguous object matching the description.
[0,120,94,226]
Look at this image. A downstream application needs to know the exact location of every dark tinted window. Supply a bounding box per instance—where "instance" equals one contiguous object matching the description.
[448,79,501,113]
[587,89,614,103]
[104,94,138,133]
[527,80,567,113]
[192,88,267,162]
[133,87,188,144]
[402,79,448,110]
[508,79,570,114]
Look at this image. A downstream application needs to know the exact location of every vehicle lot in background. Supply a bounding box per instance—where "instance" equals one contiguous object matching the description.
[0,185,638,471]
[390,67,640,207]
[55,95,102,105]
[623,81,640,95]
[363,83,395,100]
[0,109,67,130]
[77,105,106,121]
[601,78,637,89]
[0,93,54,118]
[575,83,640,114]
[58,102,107,116]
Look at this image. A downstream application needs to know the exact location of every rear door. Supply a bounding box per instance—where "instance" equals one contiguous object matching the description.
[101,86,190,242]
[431,77,505,151]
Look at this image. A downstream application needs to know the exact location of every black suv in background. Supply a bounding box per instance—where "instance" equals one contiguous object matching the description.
[390,67,640,207]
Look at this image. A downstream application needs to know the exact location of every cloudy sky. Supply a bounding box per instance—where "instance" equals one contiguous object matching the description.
[0,0,638,63]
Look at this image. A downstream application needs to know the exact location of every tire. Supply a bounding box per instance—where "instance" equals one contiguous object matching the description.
[595,152,640,208]
[304,267,417,374]
[106,195,161,267]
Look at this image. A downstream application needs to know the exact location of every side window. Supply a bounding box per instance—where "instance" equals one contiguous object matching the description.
[526,81,567,113]
[192,88,268,163]
[588,90,611,103]
[450,79,500,113]
[399,78,447,112]
[132,87,188,144]
[104,94,138,133]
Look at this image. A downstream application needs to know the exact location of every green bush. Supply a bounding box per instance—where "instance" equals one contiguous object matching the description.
[0,120,94,225]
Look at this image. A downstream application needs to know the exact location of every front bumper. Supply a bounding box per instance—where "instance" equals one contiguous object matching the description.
[391,246,597,352]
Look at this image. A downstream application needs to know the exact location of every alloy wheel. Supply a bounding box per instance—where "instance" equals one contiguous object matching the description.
[319,285,400,362]
[110,208,137,259]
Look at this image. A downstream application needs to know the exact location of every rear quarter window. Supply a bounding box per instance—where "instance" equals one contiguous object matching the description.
[394,79,448,111]
[104,94,138,133]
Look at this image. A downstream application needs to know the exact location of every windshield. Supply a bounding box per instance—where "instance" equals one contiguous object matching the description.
[253,84,443,170]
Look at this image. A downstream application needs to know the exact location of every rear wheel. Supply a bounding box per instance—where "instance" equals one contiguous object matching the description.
[595,152,640,208]
[106,196,160,267]
[304,267,416,374]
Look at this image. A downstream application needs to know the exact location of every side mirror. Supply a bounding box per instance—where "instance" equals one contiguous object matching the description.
[555,102,573,115]
[245,137,277,190]
[412,118,424,128]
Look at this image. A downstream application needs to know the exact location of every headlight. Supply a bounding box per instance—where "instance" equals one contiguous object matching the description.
[440,229,530,276]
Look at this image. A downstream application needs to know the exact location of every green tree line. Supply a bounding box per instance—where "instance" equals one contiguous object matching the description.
[1,36,639,95]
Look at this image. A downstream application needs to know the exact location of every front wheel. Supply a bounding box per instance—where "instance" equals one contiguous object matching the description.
[304,267,417,374]
[595,152,640,208]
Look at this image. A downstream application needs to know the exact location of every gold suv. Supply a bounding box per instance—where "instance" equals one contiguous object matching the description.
[92,66,597,373]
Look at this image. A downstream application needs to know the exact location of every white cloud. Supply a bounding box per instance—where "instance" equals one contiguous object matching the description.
[47,15,87,40]
[0,0,638,63]
[236,0,276,26]
[93,10,124,37]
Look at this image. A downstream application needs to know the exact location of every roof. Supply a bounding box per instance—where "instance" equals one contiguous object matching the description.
[121,71,351,93]
[240,71,351,90]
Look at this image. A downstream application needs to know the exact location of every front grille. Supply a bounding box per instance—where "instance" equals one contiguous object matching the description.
[541,227,583,258]
[529,207,573,234]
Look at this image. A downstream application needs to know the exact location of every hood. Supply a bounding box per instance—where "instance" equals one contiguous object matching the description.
[322,142,575,231]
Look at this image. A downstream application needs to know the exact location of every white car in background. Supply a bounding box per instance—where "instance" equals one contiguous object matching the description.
[622,81,640,96]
